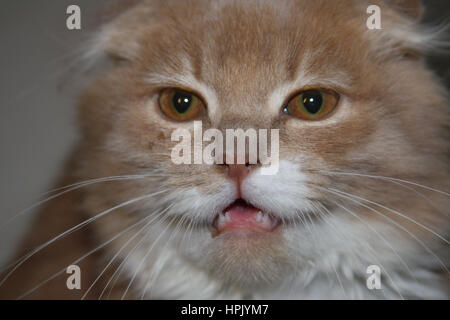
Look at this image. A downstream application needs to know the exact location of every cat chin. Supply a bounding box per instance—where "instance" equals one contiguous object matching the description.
[199,231,292,288]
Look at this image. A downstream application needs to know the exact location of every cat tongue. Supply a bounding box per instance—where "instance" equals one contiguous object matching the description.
[213,200,279,235]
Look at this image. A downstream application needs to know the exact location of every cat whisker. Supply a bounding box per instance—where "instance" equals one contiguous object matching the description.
[296,204,339,296]
[100,207,174,300]
[330,262,348,299]
[0,173,167,231]
[120,213,177,300]
[319,170,450,197]
[185,218,200,250]
[181,216,197,247]
[99,227,156,300]
[306,206,351,299]
[140,213,190,299]
[313,186,449,274]
[0,189,169,288]
[297,208,314,237]
[323,201,417,283]
[328,187,449,244]
[285,216,307,299]
[44,172,165,195]
[319,170,449,219]
[17,210,157,300]
[314,202,405,299]
[81,205,173,300]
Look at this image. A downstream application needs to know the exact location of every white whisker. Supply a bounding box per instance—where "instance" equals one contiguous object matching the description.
[80,205,171,300]
[140,214,189,299]
[0,173,167,231]
[315,202,405,299]
[328,187,449,244]
[0,189,169,288]
[120,214,176,299]
[98,205,174,300]
[320,170,450,197]
[17,212,153,300]
[314,186,449,274]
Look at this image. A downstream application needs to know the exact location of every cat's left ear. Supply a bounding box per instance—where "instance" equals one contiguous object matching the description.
[383,0,423,21]
[373,0,440,59]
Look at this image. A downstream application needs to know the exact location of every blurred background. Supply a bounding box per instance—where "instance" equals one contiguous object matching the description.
[0,0,449,266]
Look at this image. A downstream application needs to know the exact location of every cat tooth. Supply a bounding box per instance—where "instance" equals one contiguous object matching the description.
[256,211,263,223]
[225,211,231,222]
[217,214,227,229]
[261,214,271,226]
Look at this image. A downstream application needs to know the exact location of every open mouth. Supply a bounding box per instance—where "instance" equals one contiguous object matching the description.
[212,199,281,236]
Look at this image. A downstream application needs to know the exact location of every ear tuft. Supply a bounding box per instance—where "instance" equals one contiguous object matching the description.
[385,0,423,21]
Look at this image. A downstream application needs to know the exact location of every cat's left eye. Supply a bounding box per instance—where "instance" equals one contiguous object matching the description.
[159,88,206,121]
[283,89,339,120]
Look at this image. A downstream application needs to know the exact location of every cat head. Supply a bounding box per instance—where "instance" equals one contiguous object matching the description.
[77,0,449,294]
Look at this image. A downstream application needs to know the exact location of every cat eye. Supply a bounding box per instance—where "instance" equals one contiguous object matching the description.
[159,88,205,121]
[283,89,339,120]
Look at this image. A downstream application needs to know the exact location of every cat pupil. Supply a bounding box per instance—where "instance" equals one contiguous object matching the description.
[172,91,193,114]
[302,91,323,114]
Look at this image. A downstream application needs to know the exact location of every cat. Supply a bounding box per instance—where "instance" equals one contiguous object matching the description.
[0,0,449,299]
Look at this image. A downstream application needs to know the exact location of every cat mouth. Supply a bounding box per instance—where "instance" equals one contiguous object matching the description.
[212,199,281,236]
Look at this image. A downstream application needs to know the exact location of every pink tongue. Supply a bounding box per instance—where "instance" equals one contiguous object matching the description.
[214,200,277,234]
[227,203,261,228]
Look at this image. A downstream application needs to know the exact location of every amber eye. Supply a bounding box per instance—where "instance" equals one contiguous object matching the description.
[159,88,205,121]
[283,89,339,120]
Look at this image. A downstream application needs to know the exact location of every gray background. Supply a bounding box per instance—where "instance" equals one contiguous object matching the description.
[0,1,449,266]
[0,0,109,265]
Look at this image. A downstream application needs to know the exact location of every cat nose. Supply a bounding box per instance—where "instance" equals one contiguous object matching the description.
[226,164,252,181]
[218,153,259,196]
[218,149,260,183]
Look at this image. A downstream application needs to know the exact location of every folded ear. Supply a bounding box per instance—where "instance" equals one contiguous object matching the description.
[85,1,153,63]
[368,0,443,60]
[384,0,423,21]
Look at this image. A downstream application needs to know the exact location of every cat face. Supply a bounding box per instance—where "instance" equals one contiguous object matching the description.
[78,0,449,295]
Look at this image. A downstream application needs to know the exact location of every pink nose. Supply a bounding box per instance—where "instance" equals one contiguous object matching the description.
[227,164,250,181]
[225,164,253,198]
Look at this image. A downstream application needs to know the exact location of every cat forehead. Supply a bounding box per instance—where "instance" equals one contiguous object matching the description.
[94,0,424,113]
[100,0,423,70]
[101,0,369,71]
[132,1,358,103]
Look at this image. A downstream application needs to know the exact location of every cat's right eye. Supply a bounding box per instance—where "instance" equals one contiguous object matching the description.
[159,88,206,121]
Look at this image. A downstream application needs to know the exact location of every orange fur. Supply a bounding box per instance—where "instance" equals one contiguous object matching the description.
[1,0,448,299]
